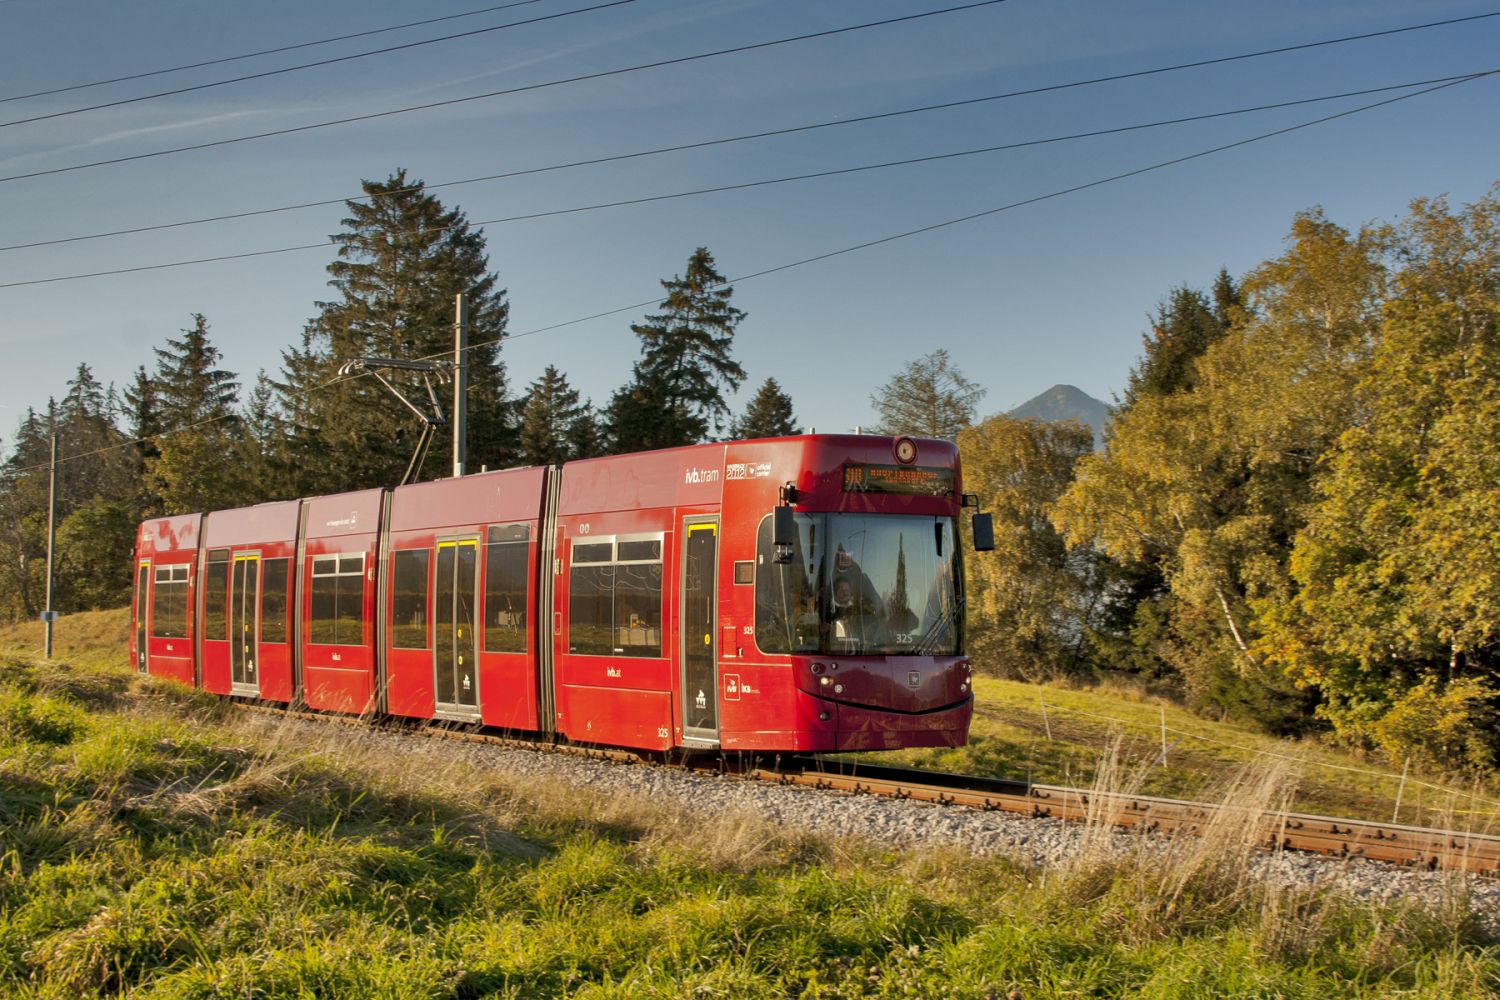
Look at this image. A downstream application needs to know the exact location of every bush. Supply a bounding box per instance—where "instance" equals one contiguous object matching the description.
[1371,676,1499,774]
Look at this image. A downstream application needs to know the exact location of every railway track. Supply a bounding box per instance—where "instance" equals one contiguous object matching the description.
[238,704,1500,877]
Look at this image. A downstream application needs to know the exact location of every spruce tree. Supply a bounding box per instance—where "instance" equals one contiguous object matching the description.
[518,366,584,467]
[122,366,163,515]
[279,170,512,492]
[733,377,798,439]
[609,247,746,451]
[0,407,53,619]
[146,314,245,513]
[567,401,604,460]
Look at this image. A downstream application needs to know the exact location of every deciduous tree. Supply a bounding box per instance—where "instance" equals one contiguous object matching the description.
[870,349,984,440]
[959,414,1098,679]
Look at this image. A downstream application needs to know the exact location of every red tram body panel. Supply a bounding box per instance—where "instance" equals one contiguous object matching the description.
[132,513,201,686]
[300,489,383,714]
[197,501,300,702]
[129,434,975,754]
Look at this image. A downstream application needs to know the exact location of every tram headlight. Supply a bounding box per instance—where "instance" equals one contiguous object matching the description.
[819,676,832,687]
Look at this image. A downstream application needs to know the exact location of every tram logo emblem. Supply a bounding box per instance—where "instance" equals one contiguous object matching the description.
[725,462,772,481]
[695,689,707,709]
[684,467,721,485]
[724,675,740,701]
[908,671,921,689]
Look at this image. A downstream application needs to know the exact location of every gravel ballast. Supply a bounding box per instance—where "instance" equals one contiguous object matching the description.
[255,714,1500,926]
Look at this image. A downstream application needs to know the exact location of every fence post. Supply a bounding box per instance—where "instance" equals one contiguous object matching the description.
[1038,690,1052,741]
[1159,705,1168,767]
[1392,757,1411,824]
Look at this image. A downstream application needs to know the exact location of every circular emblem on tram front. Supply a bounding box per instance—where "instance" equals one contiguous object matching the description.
[893,436,918,465]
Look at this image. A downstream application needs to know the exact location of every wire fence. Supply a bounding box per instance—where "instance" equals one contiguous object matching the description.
[1021,687,1500,816]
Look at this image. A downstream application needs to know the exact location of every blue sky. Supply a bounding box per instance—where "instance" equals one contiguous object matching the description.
[2,0,1497,444]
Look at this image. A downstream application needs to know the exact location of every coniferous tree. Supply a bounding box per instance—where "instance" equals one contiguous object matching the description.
[1090,275,1237,681]
[567,401,604,460]
[242,371,292,501]
[1122,282,1234,409]
[0,408,53,619]
[518,366,584,467]
[123,366,163,516]
[609,247,746,451]
[146,314,245,514]
[279,170,512,492]
[732,377,798,439]
[55,364,132,506]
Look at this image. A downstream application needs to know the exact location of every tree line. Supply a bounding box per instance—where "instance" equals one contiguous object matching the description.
[0,171,797,623]
[7,172,1498,773]
[926,186,1500,774]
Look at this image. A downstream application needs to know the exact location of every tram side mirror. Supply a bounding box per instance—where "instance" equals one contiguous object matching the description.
[971,512,995,552]
[773,504,796,564]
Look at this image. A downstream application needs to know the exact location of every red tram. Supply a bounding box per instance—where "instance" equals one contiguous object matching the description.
[130,434,986,753]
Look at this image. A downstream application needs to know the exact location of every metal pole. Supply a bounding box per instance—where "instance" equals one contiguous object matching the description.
[453,292,468,478]
[44,432,57,658]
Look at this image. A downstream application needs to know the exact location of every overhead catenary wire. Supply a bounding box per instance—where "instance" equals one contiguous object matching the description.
[0,0,1013,186]
[0,0,639,129]
[1,71,1491,291]
[0,0,559,105]
[3,7,1495,254]
[10,69,1490,476]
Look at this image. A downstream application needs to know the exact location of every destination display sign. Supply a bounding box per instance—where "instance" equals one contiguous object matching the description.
[841,463,955,497]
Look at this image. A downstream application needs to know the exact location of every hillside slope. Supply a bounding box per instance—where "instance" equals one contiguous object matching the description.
[1,616,1496,995]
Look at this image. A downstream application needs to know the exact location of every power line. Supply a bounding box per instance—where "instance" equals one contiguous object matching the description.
[1,0,639,129]
[7,68,1490,476]
[4,7,1495,252]
[0,2,1022,185]
[0,71,1490,291]
[0,0,557,106]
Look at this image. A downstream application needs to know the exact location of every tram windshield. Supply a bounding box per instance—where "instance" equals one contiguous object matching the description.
[755,513,960,655]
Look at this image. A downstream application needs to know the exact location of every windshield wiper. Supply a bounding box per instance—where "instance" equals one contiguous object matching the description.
[915,592,963,656]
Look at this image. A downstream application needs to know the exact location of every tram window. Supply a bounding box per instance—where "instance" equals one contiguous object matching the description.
[391,549,430,649]
[259,558,289,644]
[618,539,660,562]
[150,564,190,639]
[614,562,663,656]
[567,535,663,656]
[484,525,529,653]
[573,542,611,564]
[753,514,821,654]
[568,563,613,655]
[202,549,230,641]
[310,553,365,645]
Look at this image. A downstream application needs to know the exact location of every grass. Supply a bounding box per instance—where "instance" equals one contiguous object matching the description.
[1,612,1498,996]
[864,674,1500,831]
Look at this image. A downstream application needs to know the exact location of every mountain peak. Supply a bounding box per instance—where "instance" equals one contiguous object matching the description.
[1006,384,1110,449]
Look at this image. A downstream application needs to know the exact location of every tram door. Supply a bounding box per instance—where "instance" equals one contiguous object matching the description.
[434,538,480,719]
[680,519,719,742]
[229,554,260,695]
[134,561,150,673]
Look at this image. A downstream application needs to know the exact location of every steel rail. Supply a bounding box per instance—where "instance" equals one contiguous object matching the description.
[234,704,1500,876]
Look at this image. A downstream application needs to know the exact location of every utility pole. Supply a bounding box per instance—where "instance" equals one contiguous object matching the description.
[44,432,57,658]
[453,292,468,478]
